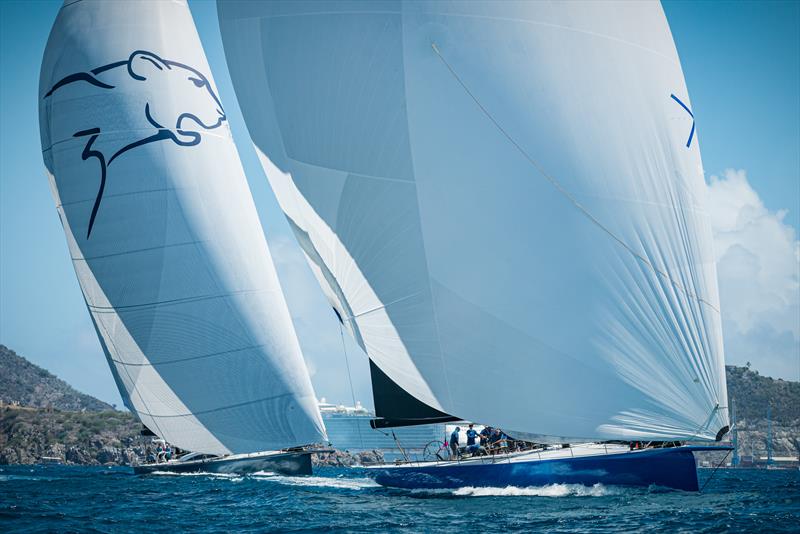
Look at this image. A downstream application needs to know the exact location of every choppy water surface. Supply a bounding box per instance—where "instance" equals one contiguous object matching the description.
[1,465,797,532]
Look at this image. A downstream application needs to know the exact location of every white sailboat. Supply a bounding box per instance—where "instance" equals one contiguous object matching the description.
[217,0,731,490]
[39,0,326,475]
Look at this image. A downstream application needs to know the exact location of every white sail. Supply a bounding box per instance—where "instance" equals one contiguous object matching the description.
[218,0,729,442]
[39,0,326,455]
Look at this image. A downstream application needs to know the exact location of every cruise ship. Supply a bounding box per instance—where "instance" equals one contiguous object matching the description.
[319,399,447,462]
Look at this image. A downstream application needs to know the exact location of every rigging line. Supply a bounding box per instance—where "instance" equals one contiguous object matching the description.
[699,449,731,493]
[338,320,364,451]
[430,43,720,314]
[392,430,410,462]
[691,403,724,440]
[348,291,425,321]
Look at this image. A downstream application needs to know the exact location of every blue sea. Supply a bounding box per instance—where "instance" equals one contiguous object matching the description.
[1,465,798,532]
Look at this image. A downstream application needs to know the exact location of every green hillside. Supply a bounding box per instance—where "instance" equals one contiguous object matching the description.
[0,345,113,412]
[726,364,799,425]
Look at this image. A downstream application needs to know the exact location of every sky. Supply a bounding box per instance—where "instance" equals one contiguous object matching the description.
[0,0,798,410]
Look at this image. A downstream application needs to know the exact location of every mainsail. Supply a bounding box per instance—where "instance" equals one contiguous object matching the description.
[218,0,729,442]
[39,0,326,455]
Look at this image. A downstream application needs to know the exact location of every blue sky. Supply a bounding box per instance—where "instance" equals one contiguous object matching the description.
[663,0,799,229]
[1,1,798,408]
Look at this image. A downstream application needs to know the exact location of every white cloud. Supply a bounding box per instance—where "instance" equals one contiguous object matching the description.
[706,169,800,380]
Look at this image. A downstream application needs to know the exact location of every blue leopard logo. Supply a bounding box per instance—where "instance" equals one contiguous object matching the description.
[43,50,226,238]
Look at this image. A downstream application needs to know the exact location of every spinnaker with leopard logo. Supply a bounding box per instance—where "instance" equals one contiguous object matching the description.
[39,0,327,474]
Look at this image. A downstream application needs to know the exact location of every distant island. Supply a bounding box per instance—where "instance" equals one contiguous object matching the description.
[0,345,146,465]
[0,345,113,412]
[0,344,797,466]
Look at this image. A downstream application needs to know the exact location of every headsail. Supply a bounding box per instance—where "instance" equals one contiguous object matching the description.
[39,0,326,455]
[218,0,729,442]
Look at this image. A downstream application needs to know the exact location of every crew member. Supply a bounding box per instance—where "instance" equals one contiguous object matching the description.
[466,424,480,454]
[449,427,461,459]
[479,426,492,447]
[489,428,507,453]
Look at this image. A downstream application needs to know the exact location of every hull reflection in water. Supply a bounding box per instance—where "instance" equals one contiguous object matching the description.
[367,445,731,492]
[133,451,312,476]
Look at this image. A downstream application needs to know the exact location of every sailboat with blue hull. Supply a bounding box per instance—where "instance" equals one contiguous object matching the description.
[368,445,731,492]
[217,0,731,491]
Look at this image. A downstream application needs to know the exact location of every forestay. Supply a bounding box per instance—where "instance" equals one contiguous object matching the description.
[218,0,729,442]
[39,0,325,455]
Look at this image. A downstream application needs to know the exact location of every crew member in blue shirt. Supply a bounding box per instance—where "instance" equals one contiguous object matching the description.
[449,427,461,459]
[466,424,480,454]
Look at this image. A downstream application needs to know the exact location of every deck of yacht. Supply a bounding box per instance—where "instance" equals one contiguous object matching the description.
[365,442,636,469]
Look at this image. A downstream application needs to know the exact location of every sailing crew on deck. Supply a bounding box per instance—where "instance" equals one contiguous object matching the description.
[489,428,508,453]
[479,426,492,447]
[466,424,480,454]
[449,427,461,458]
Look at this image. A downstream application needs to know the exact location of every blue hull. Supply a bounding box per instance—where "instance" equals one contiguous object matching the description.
[370,446,725,492]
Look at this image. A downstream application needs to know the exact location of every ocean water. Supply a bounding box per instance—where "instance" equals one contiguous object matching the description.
[1,465,798,532]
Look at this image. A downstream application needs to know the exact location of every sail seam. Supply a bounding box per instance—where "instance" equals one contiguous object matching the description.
[424,12,679,66]
[86,289,260,311]
[255,10,402,20]
[107,343,268,367]
[58,186,179,209]
[42,129,230,152]
[92,307,170,442]
[349,290,425,320]
[71,240,202,261]
[286,155,414,184]
[571,193,708,215]
[133,392,296,418]
[431,43,720,314]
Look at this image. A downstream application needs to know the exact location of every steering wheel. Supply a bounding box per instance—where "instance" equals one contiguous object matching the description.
[422,440,448,462]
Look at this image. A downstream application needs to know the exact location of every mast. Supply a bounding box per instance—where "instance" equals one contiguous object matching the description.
[731,400,739,467]
[767,404,774,466]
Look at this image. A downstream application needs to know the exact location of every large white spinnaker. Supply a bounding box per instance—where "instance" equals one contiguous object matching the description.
[218,0,729,442]
[39,0,325,455]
